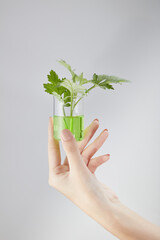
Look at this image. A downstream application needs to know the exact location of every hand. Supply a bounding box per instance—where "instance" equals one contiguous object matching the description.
[47,117,160,240]
[48,117,118,218]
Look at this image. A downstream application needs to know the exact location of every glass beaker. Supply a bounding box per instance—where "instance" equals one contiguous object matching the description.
[53,97,84,141]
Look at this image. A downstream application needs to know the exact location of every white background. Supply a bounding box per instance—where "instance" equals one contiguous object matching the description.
[1,0,160,239]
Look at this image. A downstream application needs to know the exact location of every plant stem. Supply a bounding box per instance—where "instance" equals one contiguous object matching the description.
[70,92,73,117]
[63,104,69,129]
[73,96,83,110]
[86,84,96,93]
[70,84,96,133]
[73,84,96,110]
[70,89,74,132]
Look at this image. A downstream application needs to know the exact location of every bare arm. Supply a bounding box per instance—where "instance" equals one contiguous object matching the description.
[91,198,160,240]
[48,117,160,240]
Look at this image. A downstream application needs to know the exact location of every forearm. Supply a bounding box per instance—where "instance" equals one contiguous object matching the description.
[90,199,160,240]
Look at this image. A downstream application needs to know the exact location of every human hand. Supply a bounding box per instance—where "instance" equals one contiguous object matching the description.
[48,117,118,221]
[48,117,160,240]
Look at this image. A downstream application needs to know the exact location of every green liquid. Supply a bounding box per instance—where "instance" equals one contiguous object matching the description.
[53,115,84,141]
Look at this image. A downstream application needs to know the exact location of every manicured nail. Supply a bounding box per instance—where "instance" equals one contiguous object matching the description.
[103,128,108,132]
[61,129,73,141]
[94,118,99,123]
[103,154,110,161]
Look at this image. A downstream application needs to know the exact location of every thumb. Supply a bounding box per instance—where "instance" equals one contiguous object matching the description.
[61,129,85,172]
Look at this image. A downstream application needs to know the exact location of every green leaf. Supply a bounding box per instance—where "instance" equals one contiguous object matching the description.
[43,83,56,94]
[44,70,63,94]
[52,91,64,102]
[63,88,71,106]
[57,59,77,81]
[47,70,60,86]
[60,79,86,96]
[43,61,131,117]
[97,75,130,84]
[75,72,88,85]
[44,71,71,103]
[90,73,129,90]
[99,82,114,90]
[64,102,71,107]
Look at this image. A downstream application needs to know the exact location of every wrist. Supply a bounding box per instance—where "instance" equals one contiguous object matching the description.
[85,190,122,233]
[88,198,131,239]
[95,198,122,232]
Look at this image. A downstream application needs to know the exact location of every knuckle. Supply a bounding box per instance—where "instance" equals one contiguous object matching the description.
[87,146,98,159]
[82,154,89,165]
[90,161,98,169]
[79,143,86,153]
[92,146,98,154]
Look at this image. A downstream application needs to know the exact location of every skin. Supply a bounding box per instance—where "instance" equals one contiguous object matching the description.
[48,117,160,240]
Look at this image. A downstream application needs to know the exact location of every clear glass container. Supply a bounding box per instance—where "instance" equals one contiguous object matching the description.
[53,97,84,141]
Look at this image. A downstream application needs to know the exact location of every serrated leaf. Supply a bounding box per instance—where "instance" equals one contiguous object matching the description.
[99,82,114,90]
[90,73,129,90]
[75,72,88,85]
[64,102,71,107]
[60,79,86,95]
[63,88,71,104]
[52,91,64,102]
[44,61,130,117]
[47,70,60,86]
[44,71,71,103]
[97,75,129,84]
[43,83,56,94]
[57,59,76,80]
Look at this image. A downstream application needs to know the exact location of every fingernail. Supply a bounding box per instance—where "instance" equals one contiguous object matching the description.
[93,118,99,123]
[103,128,108,132]
[61,129,73,141]
[104,154,110,160]
[103,154,110,162]
[49,116,53,122]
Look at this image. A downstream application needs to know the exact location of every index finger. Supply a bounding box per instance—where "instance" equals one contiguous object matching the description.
[48,117,61,173]
[63,119,99,166]
[78,119,99,153]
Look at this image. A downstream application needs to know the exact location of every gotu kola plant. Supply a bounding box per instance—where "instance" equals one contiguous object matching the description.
[43,59,130,141]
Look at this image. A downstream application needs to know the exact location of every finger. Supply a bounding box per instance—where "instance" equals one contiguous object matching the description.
[48,117,61,174]
[78,119,99,153]
[63,119,99,166]
[82,129,109,165]
[88,154,110,174]
[61,129,86,172]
